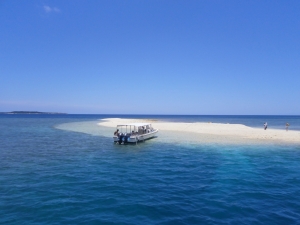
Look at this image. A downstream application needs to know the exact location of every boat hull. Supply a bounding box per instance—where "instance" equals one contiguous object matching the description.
[113,129,158,144]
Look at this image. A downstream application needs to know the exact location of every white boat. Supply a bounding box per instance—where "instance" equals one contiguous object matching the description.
[113,123,158,144]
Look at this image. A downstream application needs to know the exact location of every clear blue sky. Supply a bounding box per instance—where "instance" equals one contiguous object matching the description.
[1,0,299,114]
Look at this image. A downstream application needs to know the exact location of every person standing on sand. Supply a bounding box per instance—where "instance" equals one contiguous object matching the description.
[264,122,268,130]
[286,123,290,131]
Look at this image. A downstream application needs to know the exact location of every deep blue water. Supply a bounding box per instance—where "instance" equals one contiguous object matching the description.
[1,115,300,224]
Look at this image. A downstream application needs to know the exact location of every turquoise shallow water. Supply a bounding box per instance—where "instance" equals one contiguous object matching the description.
[1,115,300,224]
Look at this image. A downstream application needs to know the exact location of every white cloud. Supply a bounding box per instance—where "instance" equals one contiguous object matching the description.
[43,5,61,13]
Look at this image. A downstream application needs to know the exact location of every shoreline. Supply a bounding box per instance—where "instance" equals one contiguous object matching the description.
[98,118,300,145]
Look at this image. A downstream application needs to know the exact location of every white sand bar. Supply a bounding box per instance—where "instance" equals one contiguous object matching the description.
[98,118,300,145]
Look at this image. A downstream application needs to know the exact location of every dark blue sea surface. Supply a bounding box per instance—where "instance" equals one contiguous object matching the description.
[1,114,300,224]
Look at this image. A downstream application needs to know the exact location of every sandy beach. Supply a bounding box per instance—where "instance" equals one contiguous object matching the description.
[98,118,300,145]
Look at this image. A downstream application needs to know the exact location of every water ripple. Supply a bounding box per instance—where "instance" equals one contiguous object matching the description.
[1,117,300,224]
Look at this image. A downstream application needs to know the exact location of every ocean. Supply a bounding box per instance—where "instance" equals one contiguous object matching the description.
[1,114,300,224]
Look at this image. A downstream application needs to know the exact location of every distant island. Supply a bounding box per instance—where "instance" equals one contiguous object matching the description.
[0,111,67,114]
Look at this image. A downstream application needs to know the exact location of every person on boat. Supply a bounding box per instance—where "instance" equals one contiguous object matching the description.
[114,129,119,136]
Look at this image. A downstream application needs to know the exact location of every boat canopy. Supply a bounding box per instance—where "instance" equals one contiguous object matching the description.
[117,123,151,127]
